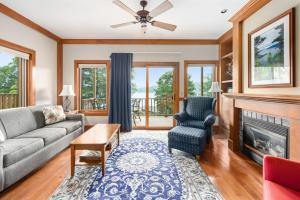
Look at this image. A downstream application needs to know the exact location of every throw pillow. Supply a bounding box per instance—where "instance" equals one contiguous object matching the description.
[42,105,66,125]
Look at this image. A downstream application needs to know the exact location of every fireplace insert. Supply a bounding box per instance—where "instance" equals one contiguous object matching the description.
[241,111,289,165]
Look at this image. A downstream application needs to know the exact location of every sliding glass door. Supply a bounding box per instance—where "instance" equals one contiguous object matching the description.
[131,63,179,129]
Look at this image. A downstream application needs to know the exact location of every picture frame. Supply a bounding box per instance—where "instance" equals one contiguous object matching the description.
[248,8,295,88]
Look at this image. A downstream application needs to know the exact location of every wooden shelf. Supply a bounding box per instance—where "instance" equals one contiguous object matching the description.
[222,80,233,84]
[221,52,233,59]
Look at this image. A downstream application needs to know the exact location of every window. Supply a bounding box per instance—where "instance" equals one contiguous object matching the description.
[0,46,30,109]
[74,61,110,115]
[184,61,217,97]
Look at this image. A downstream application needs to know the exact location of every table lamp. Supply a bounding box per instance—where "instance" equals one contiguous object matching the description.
[209,82,222,98]
[59,85,75,112]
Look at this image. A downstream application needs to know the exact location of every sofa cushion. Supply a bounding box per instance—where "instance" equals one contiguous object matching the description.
[0,107,37,139]
[168,126,206,145]
[179,120,205,129]
[264,180,300,200]
[42,106,66,125]
[28,105,49,129]
[17,128,67,146]
[45,120,82,134]
[0,138,44,167]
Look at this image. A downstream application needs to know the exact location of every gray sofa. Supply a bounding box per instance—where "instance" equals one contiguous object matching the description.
[0,105,85,191]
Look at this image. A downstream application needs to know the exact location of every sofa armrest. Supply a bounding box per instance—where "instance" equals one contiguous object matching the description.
[66,114,85,129]
[0,147,4,191]
[263,155,300,192]
[174,112,188,123]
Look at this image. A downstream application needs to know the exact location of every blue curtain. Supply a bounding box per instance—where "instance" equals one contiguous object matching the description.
[108,53,133,132]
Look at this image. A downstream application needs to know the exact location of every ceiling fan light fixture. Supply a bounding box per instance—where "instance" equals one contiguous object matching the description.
[141,22,147,34]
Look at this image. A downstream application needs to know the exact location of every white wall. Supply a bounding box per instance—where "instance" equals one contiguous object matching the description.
[63,44,219,124]
[0,13,57,105]
[243,0,300,94]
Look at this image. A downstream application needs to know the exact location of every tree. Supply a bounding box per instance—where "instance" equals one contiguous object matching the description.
[154,71,173,115]
[0,57,19,94]
[187,75,196,96]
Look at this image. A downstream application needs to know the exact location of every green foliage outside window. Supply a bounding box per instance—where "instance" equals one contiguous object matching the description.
[0,57,18,94]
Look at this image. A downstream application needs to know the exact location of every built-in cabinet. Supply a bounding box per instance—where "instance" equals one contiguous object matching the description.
[218,29,234,137]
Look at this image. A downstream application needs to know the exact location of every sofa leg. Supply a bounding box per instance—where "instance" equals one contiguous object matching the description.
[196,155,201,161]
[168,148,172,154]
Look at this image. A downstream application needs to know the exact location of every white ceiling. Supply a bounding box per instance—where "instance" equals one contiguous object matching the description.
[0,0,249,39]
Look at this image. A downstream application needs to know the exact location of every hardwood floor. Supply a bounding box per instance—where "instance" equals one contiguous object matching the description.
[0,132,262,200]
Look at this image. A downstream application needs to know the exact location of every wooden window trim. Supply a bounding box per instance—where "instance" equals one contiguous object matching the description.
[74,60,110,116]
[184,60,219,97]
[0,39,36,106]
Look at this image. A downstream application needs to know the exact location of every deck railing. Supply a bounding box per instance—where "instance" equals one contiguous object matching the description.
[81,98,106,110]
[81,97,173,116]
[132,97,173,116]
[0,94,18,109]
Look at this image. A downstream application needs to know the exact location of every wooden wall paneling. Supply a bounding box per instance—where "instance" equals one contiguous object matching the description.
[0,3,61,42]
[61,39,219,45]
[0,39,36,106]
[57,41,63,105]
[232,22,243,93]
[218,29,233,43]
[289,119,300,161]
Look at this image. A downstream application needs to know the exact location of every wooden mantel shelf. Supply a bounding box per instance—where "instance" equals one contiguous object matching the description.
[223,93,300,105]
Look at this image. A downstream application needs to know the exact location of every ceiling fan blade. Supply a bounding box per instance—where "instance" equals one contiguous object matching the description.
[113,0,137,17]
[149,0,173,18]
[151,21,177,31]
[111,22,137,28]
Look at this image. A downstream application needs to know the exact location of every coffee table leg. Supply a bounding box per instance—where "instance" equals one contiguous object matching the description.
[70,145,75,176]
[101,147,106,176]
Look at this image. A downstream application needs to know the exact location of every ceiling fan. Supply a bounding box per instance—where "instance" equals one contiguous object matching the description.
[111,0,177,33]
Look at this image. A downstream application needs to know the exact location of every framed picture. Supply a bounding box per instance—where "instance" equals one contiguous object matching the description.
[248,8,295,88]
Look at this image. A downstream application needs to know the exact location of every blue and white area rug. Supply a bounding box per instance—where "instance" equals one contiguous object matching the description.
[50,131,223,200]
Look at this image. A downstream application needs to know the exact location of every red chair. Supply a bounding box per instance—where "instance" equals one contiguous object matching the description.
[263,156,300,200]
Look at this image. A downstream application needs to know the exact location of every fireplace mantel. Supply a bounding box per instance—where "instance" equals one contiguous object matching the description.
[221,93,300,162]
[224,93,300,105]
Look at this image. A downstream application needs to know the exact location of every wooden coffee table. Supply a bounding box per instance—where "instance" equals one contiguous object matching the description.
[70,124,121,176]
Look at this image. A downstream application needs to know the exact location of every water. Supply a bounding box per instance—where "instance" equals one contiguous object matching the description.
[132,92,155,98]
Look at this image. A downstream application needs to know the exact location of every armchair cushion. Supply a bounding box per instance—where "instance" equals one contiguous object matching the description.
[179,120,205,129]
[174,112,189,123]
[264,156,300,192]
[185,97,215,120]
[264,180,300,200]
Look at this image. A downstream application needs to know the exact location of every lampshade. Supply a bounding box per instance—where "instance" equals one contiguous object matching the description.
[209,82,222,93]
[59,85,75,96]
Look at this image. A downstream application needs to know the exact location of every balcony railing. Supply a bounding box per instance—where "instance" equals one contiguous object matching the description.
[0,94,18,109]
[80,97,173,116]
[132,97,173,116]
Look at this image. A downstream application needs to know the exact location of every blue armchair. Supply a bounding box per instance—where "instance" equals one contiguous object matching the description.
[174,97,216,143]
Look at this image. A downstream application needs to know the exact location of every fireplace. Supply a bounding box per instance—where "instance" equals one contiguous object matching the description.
[240,110,289,165]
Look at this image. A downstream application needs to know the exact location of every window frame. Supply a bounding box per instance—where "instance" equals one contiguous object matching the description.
[74,60,110,116]
[184,60,218,97]
[0,39,36,106]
